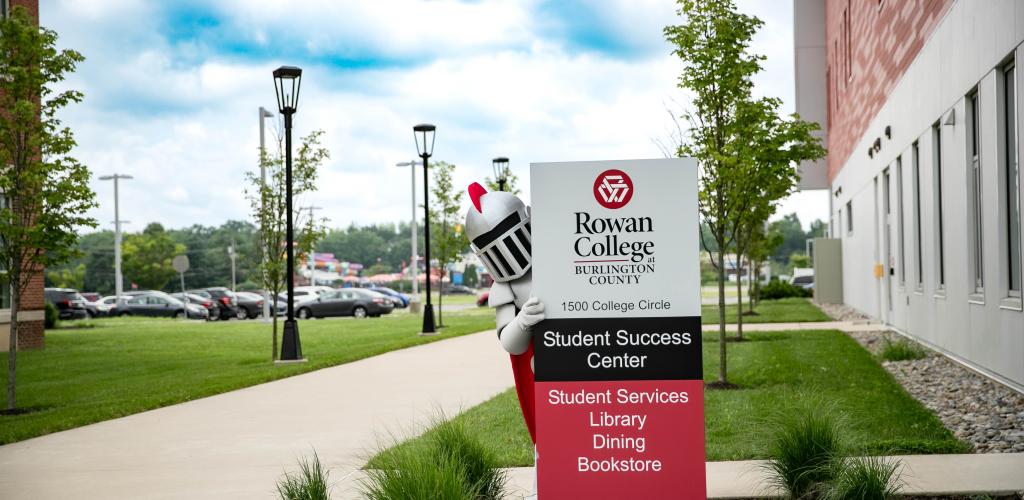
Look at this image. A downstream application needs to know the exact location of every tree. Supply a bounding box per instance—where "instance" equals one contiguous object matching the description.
[0,6,96,411]
[666,0,825,382]
[46,263,85,290]
[484,169,522,196]
[770,213,807,263]
[121,223,185,291]
[665,0,764,387]
[729,98,825,340]
[463,264,479,288]
[429,161,468,327]
[246,129,328,360]
[746,222,783,312]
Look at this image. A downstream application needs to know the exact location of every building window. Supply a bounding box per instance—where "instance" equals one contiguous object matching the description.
[897,156,906,286]
[0,195,9,310]
[846,201,853,234]
[933,123,945,289]
[969,90,985,293]
[912,142,924,289]
[1004,62,1021,296]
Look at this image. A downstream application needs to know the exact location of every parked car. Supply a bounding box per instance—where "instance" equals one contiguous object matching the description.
[790,274,815,290]
[234,291,266,319]
[117,291,208,319]
[79,292,101,303]
[84,298,114,318]
[442,285,476,295]
[44,288,88,320]
[170,292,220,321]
[476,291,490,307]
[278,288,320,308]
[368,286,410,308]
[296,288,394,319]
[197,287,240,320]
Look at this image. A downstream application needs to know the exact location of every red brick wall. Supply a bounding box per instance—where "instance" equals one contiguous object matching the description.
[6,0,44,350]
[825,0,952,182]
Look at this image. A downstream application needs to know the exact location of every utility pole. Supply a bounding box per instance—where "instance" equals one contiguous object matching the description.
[99,174,133,304]
[301,206,322,286]
[228,240,237,292]
[396,160,421,313]
[259,106,274,321]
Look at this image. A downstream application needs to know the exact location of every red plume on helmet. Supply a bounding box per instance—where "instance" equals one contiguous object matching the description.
[468,182,487,213]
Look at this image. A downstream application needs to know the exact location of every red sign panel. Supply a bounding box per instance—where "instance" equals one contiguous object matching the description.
[536,379,706,498]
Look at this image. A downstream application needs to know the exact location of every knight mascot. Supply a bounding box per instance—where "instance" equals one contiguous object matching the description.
[464,181,545,490]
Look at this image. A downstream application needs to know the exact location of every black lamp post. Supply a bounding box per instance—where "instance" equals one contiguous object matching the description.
[414,123,437,334]
[273,65,304,361]
[492,157,509,192]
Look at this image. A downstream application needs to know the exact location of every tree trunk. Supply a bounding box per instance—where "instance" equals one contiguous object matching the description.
[7,284,19,411]
[437,270,444,327]
[735,253,743,341]
[717,247,727,384]
[748,257,757,314]
[272,309,278,361]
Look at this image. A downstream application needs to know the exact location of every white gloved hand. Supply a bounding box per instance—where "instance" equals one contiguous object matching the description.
[518,296,545,327]
[498,297,546,355]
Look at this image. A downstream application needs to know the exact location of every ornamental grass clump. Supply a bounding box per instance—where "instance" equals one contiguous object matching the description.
[276,452,331,500]
[823,455,903,500]
[361,416,506,500]
[764,410,844,499]
[878,337,928,362]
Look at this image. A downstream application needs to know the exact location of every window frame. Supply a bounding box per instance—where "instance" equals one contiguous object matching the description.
[913,141,924,291]
[933,122,946,292]
[896,155,906,287]
[968,89,985,295]
[845,200,853,235]
[1002,60,1022,298]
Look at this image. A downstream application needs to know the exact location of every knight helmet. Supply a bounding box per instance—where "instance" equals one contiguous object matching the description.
[465,182,532,283]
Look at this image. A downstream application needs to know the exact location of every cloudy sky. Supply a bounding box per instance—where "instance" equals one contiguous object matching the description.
[43,0,827,233]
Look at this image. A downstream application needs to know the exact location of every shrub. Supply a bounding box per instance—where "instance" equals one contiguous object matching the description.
[823,456,902,500]
[430,419,506,499]
[44,303,58,329]
[756,280,812,300]
[764,411,844,499]
[361,417,506,500]
[276,452,331,500]
[878,337,928,362]
[361,444,472,500]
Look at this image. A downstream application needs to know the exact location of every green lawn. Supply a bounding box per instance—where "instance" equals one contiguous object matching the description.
[701,298,830,324]
[0,309,494,445]
[373,329,966,467]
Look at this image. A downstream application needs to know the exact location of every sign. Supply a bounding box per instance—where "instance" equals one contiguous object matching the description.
[172,255,190,274]
[531,158,704,499]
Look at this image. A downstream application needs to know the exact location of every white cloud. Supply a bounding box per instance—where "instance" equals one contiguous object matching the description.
[42,0,826,235]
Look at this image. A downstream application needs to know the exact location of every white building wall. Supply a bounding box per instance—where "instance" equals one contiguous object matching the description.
[831,0,1024,392]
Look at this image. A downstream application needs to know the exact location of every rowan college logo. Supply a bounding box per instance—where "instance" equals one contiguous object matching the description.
[593,169,633,209]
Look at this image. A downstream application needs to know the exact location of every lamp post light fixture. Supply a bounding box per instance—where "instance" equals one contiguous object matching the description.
[492,157,509,192]
[413,123,437,335]
[396,160,422,313]
[273,65,305,362]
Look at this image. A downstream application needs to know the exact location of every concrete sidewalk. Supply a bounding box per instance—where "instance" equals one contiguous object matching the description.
[483,453,1024,499]
[702,320,885,333]
[0,330,512,499]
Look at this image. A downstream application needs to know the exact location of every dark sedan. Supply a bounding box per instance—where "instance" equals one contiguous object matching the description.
[234,291,266,319]
[368,286,410,308]
[117,292,208,319]
[44,288,88,320]
[194,287,240,320]
[296,288,394,319]
[170,292,220,321]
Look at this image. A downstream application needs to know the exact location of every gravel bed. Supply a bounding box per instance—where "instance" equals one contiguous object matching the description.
[846,330,1024,454]
[817,301,873,322]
